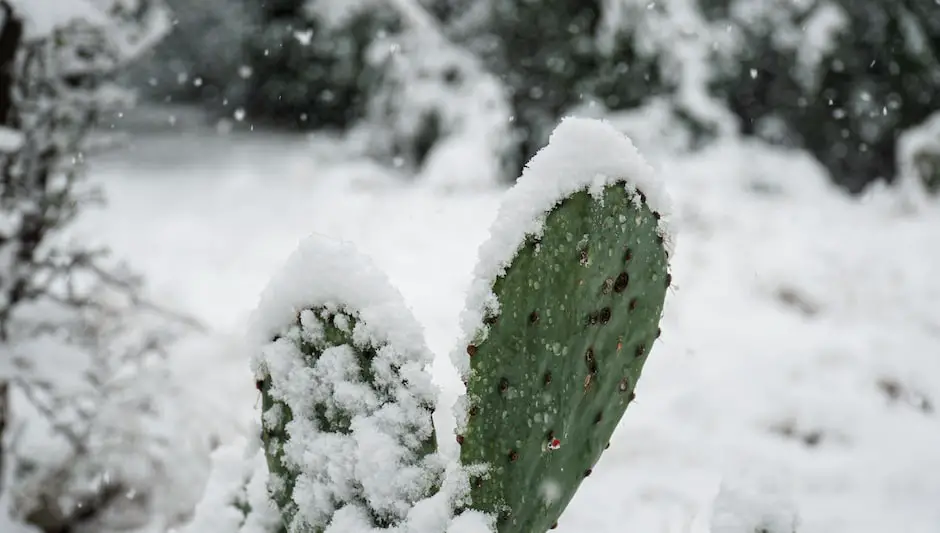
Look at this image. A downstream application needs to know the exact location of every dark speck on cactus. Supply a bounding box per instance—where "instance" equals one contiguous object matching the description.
[585,348,597,374]
[579,247,589,266]
[586,311,599,325]
[467,344,477,357]
[629,298,638,311]
[529,310,539,324]
[599,307,611,324]
[635,343,646,358]
[613,272,629,292]
[544,371,552,385]
[499,377,510,393]
[624,247,633,262]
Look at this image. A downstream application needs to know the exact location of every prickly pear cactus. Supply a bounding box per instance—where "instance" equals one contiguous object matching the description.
[453,117,673,532]
[250,236,443,533]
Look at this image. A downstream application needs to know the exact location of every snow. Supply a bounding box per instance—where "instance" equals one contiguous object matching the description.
[247,234,429,354]
[68,110,940,533]
[0,127,24,153]
[450,116,673,381]
[248,234,484,532]
[177,439,280,533]
[897,111,940,205]
[8,0,169,62]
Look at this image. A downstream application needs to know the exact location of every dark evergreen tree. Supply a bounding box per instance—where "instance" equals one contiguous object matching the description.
[443,1,681,177]
[705,0,940,192]
[241,0,400,130]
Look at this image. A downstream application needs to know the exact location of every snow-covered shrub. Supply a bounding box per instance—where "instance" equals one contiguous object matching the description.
[358,28,514,189]
[240,0,400,130]
[0,2,211,532]
[182,118,676,533]
[704,0,940,192]
[441,0,738,177]
[125,0,255,112]
[6,289,203,533]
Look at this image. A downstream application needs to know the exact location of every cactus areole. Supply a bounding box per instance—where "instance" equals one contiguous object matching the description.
[452,117,673,533]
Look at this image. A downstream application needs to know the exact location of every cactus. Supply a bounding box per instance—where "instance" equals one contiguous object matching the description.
[451,117,672,532]
[228,117,673,533]
[455,183,669,532]
[250,237,445,532]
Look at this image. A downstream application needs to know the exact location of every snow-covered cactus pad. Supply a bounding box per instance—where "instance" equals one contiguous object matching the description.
[250,236,444,532]
[452,117,674,532]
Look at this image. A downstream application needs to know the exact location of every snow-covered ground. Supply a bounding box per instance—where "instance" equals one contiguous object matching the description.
[74,114,940,533]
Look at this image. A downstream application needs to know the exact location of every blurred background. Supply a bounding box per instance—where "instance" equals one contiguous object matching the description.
[0,0,938,532]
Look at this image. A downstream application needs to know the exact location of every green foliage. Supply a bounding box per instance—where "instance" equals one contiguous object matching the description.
[446,0,678,178]
[125,0,254,110]
[241,1,400,130]
[257,307,438,531]
[458,183,669,532]
[456,0,603,171]
[705,0,940,192]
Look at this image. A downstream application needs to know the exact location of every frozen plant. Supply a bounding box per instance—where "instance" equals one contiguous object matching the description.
[184,117,676,533]
[359,21,514,188]
[0,2,211,533]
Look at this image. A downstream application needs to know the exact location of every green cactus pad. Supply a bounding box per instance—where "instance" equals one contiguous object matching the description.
[250,235,443,533]
[457,176,670,528]
[257,309,439,531]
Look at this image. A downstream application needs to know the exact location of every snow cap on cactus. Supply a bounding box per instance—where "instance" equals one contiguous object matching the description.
[247,234,428,357]
[451,116,675,381]
[249,234,490,533]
